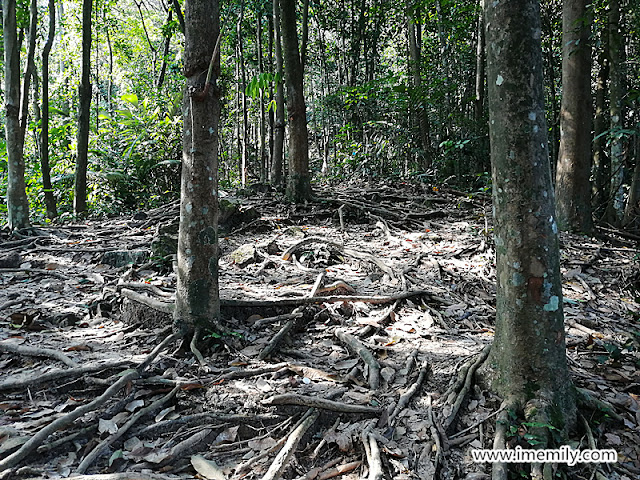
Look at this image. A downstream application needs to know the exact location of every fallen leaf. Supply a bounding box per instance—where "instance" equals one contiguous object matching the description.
[191,455,225,480]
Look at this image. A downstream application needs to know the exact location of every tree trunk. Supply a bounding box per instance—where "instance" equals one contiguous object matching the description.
[474,1,485,124]
[257,9,267,182]
[407,5,431,170]
[271,0,285,186]
[592,47,609,218]
[237,5,249,187]
[482,0,576,443]
[41,0,58,219]
[171,0,185,34]
[174,0,221,339]
[3,0,31,230]
[607,0,625,224]
[555,0,593,233]
[624,137,640,229]
[156,10,173,90]
[280,0,312,201]
[75,0,92,215]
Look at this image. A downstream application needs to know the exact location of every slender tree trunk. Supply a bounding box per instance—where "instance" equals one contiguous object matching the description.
[171,0,185,34]
[75,0,92,215]
[624,137,640,228]
[156,10,173,89]
[482,0,576,444]
[300,0,310,70]
[607,0,625,223]
[174,0,221,338]
[280,0,312,201]
[3,0,31,230]
[271,0,285,186]
[555,0,593,233]
[407,4,431,170]
[474,1,485,124]
[268,13,275,182]
[41,0,58,219]
[19,0,38,144]
[257,9,267,182]
[237,5,249,186]
[592,48,609,218]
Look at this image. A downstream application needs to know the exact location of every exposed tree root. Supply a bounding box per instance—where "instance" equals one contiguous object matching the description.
[262,393,382,415]
[0,334,179,472]
[389,360,430,424]
[335,329,380,390]
[0,360,134,392]
[443,344,491,432]
[74,386,180,474]
[261,409,320,480]
[0,340,79,367]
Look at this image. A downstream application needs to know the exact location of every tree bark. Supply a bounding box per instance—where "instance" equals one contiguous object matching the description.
[482,0,576,438]
[257,9,267,182]
[280,0,312,201]
[555,0,593,233]
[407,5,431,170]
[174,0,221,338]
[592,47,609,218]
[237,4,249,187]
[3,0,31,230]
[156,10,173,90]
[75,0,92,215]
[41,0,58,219]
[607,0,625,224]
[271,0,285,186]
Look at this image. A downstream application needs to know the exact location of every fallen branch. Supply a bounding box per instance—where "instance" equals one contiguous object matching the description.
[24,475,177,480]
[335,329,380,390]
[281,236,344,262]
[0,267,69,280]
[261,409,320,480]
[0,340,79,368]
[262,393,381,415]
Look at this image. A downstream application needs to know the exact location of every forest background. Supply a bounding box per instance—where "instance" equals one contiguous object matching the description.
[0,0,638,228]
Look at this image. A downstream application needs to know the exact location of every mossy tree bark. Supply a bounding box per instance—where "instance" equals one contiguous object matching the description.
[483,0,576,440]
[555,0,593,233]
[280,0,312,202]
[173,0,221,339]
[3,0,32,230]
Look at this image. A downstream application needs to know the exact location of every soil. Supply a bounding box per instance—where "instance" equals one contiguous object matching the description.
[1,181,639,480]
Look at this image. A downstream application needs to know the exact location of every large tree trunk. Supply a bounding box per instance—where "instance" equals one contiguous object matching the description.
[75,0,92,215]
[173,0,221,339]
[280,0,311,201]
[3,0,31,230]
[40,0,58,219]
[482,0,576,450]
[271,0,285,186]
[555,0,593,233]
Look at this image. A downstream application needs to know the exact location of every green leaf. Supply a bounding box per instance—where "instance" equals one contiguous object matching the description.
[121,93,139,107]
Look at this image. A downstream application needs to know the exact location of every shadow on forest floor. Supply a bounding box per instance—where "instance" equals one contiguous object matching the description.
[1,180,639,480]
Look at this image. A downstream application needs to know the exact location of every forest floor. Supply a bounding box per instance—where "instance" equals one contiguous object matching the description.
[0,180,639,480]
